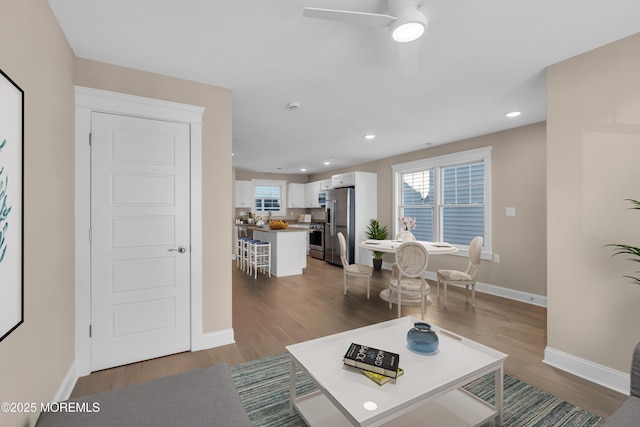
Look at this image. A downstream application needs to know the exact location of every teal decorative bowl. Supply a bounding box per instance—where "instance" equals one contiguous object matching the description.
[407,322,439,354]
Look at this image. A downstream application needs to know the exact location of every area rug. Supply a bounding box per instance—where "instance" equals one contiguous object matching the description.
[230,353,603,427]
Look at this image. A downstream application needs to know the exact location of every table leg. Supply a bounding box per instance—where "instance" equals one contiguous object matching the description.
[495,365,504,426]
[289,356,296,416]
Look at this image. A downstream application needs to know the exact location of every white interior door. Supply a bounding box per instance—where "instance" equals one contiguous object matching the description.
[90,112,190,371]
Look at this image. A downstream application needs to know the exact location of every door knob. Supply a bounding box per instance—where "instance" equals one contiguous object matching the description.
[169,246,187,254]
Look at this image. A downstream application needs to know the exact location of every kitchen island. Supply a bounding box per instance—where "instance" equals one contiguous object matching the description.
[244,226,308,277]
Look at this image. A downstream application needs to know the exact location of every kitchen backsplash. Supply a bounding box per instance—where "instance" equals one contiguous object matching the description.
[234,207,326,223]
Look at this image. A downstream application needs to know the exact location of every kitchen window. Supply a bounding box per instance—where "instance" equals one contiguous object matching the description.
[253,180,287,216]
[392,147,492,255]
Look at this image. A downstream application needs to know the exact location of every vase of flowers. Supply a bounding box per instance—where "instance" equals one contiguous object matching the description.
[397,216,417,242]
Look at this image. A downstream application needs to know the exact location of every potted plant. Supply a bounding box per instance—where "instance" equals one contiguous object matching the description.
[366,218,388,271]
[607,198,640,285]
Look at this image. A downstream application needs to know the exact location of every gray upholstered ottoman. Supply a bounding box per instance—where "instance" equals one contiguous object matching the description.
[36,363,251,427]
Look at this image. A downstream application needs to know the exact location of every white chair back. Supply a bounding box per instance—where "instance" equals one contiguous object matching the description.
[337,232,349,268]
[466,236,483,279]
[395,242,429,278]
[395,231,416,242]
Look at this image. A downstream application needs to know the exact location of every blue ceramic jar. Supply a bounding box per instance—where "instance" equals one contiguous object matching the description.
[407,322,439,354]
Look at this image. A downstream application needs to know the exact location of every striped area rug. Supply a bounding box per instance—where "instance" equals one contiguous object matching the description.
[230,353,603,427]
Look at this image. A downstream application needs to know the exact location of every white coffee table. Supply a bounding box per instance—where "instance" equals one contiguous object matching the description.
[286,316,507,426]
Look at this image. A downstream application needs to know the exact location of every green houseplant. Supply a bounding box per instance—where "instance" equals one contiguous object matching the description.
[607,198,640,285]
[365,218,388,271]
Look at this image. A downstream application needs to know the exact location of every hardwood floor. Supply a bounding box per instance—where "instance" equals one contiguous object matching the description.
[72,257,626,419]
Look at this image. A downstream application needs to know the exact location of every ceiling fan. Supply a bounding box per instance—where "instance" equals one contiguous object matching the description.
[303,0,428,43]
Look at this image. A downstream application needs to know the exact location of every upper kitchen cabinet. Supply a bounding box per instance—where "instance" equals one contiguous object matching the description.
[332,172,356,188]
[320,179,332,190]
[287,183,306,208]
[305,181,321,208]
[235,180,254,208]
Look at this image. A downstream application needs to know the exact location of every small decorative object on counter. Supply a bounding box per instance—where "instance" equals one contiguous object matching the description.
[269,220,288,230]
[406,322,439,354]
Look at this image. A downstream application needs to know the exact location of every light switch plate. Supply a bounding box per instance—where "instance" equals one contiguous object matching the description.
[506,207,516,217]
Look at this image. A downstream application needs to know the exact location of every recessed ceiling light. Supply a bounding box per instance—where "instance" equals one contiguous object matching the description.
[300,168,307,172]
[324,161,331,166]
[505,111,522,118]
[364,134,376,140]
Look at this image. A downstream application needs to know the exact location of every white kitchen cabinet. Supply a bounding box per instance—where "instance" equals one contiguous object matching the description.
[287,183,306,208]
[305,181,321,208]
[320,179,332,190]
[332,172,355,188]
[235,180,254,208]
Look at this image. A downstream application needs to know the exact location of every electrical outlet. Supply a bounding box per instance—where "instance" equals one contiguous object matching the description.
[493,254,500,263]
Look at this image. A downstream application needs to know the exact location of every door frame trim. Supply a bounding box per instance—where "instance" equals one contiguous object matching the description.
[74,86,205,375]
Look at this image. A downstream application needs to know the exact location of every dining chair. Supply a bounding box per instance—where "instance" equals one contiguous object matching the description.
[388,241,430,319]
[436,236,483,308]
[395,231,416,242]
[337,232,373,299]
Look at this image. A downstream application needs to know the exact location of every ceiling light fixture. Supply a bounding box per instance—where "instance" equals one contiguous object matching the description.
[300,168,307,172]
[390,7,427,43]
[364,134,376,140]
[324,161,331,165]
[505,111,522,118]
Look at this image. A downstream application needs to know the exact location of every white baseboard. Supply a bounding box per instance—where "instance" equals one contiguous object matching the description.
[57,329,235,401]
[423,271,548,307]
[544,346,630,395]
[191,328,235,352]
[379,262,547,308]
[53,361,78,402]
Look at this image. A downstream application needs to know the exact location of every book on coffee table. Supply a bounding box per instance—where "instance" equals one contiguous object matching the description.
[343,343,400,378]
[361,367,404,385]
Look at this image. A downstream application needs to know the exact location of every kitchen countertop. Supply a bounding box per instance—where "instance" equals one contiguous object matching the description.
[239,225,309,233]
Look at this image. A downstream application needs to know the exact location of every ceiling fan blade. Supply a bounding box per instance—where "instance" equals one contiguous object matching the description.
[303,7,396,27]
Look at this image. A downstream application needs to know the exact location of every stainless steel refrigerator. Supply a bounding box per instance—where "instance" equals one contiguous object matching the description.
[324,187,355,266]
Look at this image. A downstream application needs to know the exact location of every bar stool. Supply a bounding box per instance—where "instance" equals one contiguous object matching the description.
[236,237,246,269]
[239,238,253,273]
[249,241,271,279]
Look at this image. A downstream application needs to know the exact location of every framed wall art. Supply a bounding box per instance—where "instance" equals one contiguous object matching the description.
[0,69,24,342]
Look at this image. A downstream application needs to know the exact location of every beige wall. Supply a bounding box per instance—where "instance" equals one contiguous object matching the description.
[0,1,75,426]
[311,122,548,297]
[547,33,640,372]
[74,58,233,333]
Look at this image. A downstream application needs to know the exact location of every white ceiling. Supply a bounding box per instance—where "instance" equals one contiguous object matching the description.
[48,0,640,175]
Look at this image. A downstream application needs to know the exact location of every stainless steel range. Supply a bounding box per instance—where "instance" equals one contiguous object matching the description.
[308,223,325,260]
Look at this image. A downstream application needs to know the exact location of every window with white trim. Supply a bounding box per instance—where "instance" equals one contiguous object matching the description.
[252,180,287,216]
[393,147,491,253]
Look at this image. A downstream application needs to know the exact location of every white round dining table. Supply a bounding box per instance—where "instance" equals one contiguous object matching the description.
[359,239,458,310]
[359,239,458,255]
